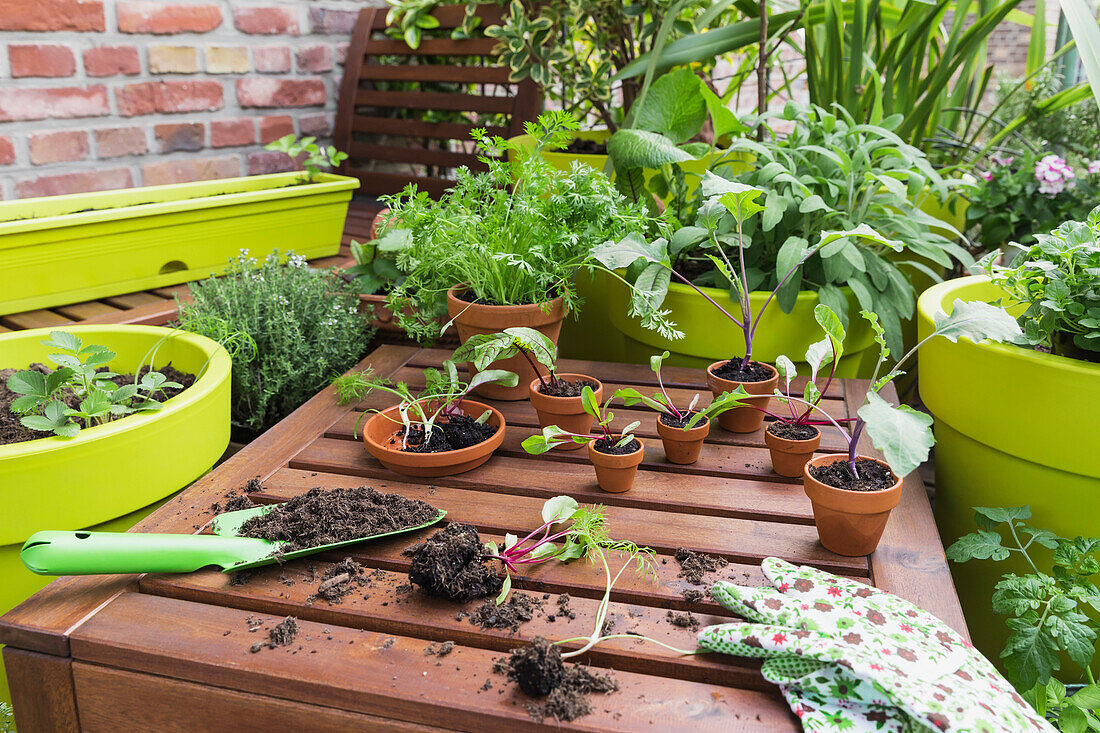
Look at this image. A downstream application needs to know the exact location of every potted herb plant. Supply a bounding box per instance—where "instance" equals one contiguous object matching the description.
[334,360,516,477]
[522,387,643,493]
[376,111,650,399]
[0,137,355,316]
[452,327,602,450]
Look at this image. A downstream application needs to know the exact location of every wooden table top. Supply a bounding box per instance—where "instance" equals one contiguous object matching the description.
[0,344,966,732]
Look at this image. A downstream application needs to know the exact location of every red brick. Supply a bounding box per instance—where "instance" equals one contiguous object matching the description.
[211,118,255,148]
[259,115,294,144]
[0,0,105,32]
[118,81,224,116]
[28,130,89,165]
[94,127,147,158]
[252,45,291,73]
[9,45,76,78]
[155,122,205,152]
[117,1,221,33]
[237,78,325,108]
[0,86,109,123]
[84,46,141,77]
[116,82,156,117]
[334,43,349,65]
[298,113,332,137]
[246,150,299,175]
[308,7,357,34]
[0,137,15,166]
[16,168,132,199]
[233,5,299,35]
[142,155,240,186]
[295,45,332,73]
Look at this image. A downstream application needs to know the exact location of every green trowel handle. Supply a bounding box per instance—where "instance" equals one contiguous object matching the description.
[21,531,276,575]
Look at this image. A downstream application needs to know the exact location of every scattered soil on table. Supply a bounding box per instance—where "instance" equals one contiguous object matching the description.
[236,486,439,553]
[406,523,504,602]
[666,610,700,631]
[556,594,576,620]
[711,357,773,383]
[499,638,619,722]
[211,489,255,514]
[563,138,607,156]
[396,414,497,453]
[425,640,455,657]
[659,410,707,429]
[767,422,820,441]
[537,377,597,398]
[0,364,194,447]
[681,588,705,603]
[310,558,367,604]
[470,592,542,632]
[592,437,641,455]
[250,616,298,653]
[808,458,898,492]
[674,547,728,585]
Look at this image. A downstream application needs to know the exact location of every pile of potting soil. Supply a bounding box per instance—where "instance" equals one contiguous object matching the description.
[498,637,619,722]
[399,415,497,453]
[236,486,440,552]
[406,523,503,601]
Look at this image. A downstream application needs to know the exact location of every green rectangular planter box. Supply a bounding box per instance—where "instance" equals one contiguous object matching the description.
[0,172,359,316]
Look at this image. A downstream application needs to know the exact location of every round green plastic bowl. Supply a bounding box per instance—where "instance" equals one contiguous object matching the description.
[918,275,1100,658]
[0,325,230,702]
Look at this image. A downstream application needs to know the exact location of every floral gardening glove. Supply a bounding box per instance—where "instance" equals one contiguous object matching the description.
[697,558,1053,733]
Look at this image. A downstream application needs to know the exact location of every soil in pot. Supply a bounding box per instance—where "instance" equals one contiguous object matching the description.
[498,637,619,722]
[658,411,701,429]
[592,437,642,455]
[396,414,497,453]
[0,363,195,446]
[768,422,819,441]
[454,289,552,308]
[711,357,774,382]
[563,138,608,156]
[236,486,439,552]
[808,458,896,492]
[405,523,504,602]
[535,377,597,398]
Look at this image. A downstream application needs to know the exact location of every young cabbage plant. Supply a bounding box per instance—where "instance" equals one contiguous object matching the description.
[451,327,562,391]
[521,386,639,453]
[614,350,744,429]
[590,173,900,365]
[335,360,518,447]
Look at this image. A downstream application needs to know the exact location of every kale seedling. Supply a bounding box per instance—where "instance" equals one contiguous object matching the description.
[6,331,181,438]
[520,386,639,453]
[614,350,745,430]
[451,326,565,392]
[264,134,348,183]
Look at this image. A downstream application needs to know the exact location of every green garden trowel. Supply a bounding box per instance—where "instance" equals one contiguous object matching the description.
[20,504,447,576]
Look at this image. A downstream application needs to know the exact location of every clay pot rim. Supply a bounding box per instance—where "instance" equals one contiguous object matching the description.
[527,374,604,404]
[445,285,566,325]
[655,412,710,438]
[362,400,505,462]
[587,438,644,466]
[765,421,821,444]
[803,453,902,514]
[706,360,779,389]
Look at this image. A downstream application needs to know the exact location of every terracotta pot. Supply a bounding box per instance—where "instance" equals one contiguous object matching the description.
[587,440,644,493]
[803,454,902,556]
[765,423,822,478]
[362,400,505,478]
[355,294,459,348]
[528,374,602,451]
[369,207,389,240]
[706,361,778,433]
[447,286,567,400]
[655,414,709,465]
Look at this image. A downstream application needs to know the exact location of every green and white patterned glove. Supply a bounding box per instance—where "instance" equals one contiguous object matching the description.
[697,558,1053,732]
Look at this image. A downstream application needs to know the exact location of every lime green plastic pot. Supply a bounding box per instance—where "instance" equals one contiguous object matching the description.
[0,325,231,703]
[0,172,359,315]
[918,276,1100,659]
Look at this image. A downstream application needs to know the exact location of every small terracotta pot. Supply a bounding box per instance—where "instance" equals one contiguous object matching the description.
[803,454,902,556]
[655,413,709,465]
[706,361,778,433]
[369,207,390,240]
[446,286,567,401]
[362,400,505,478]
[587,440,644,493]
[528,375,602,451]
[765,423,822,478]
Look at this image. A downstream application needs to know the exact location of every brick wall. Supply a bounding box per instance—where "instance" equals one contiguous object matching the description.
[0,0,384,200]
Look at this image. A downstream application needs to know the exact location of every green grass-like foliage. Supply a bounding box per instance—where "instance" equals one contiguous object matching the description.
[378,110,651,342]
[179,251,373,439]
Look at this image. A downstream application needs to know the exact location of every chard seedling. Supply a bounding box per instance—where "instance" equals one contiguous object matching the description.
[520,386,639,453]
[614,350,744,429]
[6,331,181,438]
[335,360,518,447]
[451,327,563,391]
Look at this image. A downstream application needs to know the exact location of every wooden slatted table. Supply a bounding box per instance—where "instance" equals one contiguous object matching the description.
[0,345,965,731]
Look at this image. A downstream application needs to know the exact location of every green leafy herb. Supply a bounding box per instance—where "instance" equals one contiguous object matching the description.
[264,135,348,182]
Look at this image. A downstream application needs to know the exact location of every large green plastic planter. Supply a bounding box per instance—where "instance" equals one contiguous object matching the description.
[0,172,359,316]
[918,276,1100,659]
[0,325,231,703]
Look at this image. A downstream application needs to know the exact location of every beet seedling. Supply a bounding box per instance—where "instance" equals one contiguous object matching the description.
[614,350,743,429]
[520,386,639,453]
[451,327,562,391]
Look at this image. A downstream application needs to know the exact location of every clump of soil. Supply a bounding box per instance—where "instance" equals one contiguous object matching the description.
[236,486,439,553]
[211,489,255,514]
[556,594,575,619]
[674,547,728,585]
[250,616,298,653]
[681,588,705,603]
[711,357,773,383]
[500,638,619,722]
[666,610,700,631]
[808,458,897,492]
[767,422,820,441]
[470,592,542,631]
[507,637,565,696]
[395,414,497,453]
[659,410,706,429]
[537,377,597,398]
[425,640,455,657]
[311,558,366,603]
[592,437,642,455]
[564,138,607,156]
[406,523,503,601]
